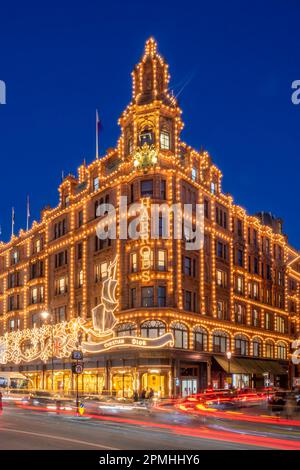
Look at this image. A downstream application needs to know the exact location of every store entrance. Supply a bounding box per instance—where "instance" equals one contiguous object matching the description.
[141,373,166,398]
[112,373,133,398]
[181,379,197,397]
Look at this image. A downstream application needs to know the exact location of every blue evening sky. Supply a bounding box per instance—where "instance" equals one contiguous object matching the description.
[0,0,299,246]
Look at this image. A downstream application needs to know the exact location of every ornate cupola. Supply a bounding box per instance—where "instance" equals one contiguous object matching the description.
[119,38,184,165]
[131,37,177,107]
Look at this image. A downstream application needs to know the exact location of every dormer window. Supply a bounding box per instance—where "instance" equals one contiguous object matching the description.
[93,176,100,191]
[63,195,70,208]
[12,250,19,265]
[140,129,154,146]
[160,130,170,150]
[210,181,217,195]
[191,167,197,182]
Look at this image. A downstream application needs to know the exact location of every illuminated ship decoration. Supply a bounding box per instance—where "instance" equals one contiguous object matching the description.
[81,257,118,339]
[0,255,174,364]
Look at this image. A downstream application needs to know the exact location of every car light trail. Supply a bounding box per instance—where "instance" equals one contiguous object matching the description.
[14,403,300,450]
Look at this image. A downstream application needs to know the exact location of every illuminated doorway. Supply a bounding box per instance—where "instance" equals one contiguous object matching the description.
[141,372,166,398]
[112,373,133,398]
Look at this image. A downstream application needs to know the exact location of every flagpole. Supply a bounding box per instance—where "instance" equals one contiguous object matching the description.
[96,109,99,160]
[26,195,30,231]
[11,207,15,238]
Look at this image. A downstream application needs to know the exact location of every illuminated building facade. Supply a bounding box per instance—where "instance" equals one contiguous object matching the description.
[0,38,299,398]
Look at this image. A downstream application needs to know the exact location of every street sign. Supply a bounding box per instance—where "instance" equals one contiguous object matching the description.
[72,362,84,374]
[79,402,85,416]
[71,350,83,361]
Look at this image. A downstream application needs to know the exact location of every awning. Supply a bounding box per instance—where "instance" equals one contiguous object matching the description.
[213,356,287,375]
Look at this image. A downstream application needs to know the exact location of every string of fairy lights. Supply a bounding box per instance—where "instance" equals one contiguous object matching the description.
[0,37,298,367]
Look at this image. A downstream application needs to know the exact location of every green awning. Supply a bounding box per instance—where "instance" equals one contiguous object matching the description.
[213,356,287,375]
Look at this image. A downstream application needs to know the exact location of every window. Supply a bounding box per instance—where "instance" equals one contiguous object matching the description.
[235,304,245,324]
[265,312,272,330]
[56,277,67,295]
[140,129,154,146]
[31,287,38,304]
[252,309,260,327]
[252,338,262,357]
[78,270,83,287]
[93,176,100,191]
[210,181,216,195]
[217,241,228,260]
[77,243,83,260]
[116,323,137,337]
[12,250,19,265]
[215,207,227,229]
[266,340,274,358]
[141,180,153,197]
[171,322,188,349]
[141,287,154,307]
[184,257,192,276]
[194,326,208,352]
[160,130,170,150]
[158,286,166,307]
[141,320,166,338]
[191,167,197,181]
[204,199,209,218]
[253,282,259,300]
[276,316,286,334]
[236,276,244,294]
[237,219,243,236]
[217,301,228,320]
[100,262,108,280]
[130,253,138,273]
[35,239,42,253]
[55,250,68,268]
[55,306,66,323]
[235,335,249,356]
[160,180,166,200]
[184,291,192,311]
[130,288,137,308]
[217,270,227,287]
[9,318,20,332]
[78,210,83,227]
[54,219,67,239]
[158,250,166,271]
[277,342,287,360]
[237,249,243,267]
[127,137,133,156]
[213,331,229,353]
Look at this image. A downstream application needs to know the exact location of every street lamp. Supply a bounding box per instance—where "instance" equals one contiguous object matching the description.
[226,351,232,389]
[40,311,54,393]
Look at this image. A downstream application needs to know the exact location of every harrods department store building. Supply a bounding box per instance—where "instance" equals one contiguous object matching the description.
[0,38,299,398]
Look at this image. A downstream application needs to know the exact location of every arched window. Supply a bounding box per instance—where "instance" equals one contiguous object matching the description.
[171,322,188,349]
[140,320,166,338]
[277,342,287,360]
[234,334,249,356]
[212,331,229,353]
[193,326,208,352]
[139,129,154,146]
[116,323,137,337]
[266,340,275,358]
[252,337,262,357]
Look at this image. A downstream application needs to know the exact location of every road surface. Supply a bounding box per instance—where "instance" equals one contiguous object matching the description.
[0,405,268,450]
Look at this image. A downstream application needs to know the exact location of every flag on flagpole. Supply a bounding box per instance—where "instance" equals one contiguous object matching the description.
[26,195,30,231]
[96,109,102,160]
[11,207,15,237]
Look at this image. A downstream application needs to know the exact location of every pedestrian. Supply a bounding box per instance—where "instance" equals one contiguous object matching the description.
[141,389,147,400]
[133,390,139,402]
